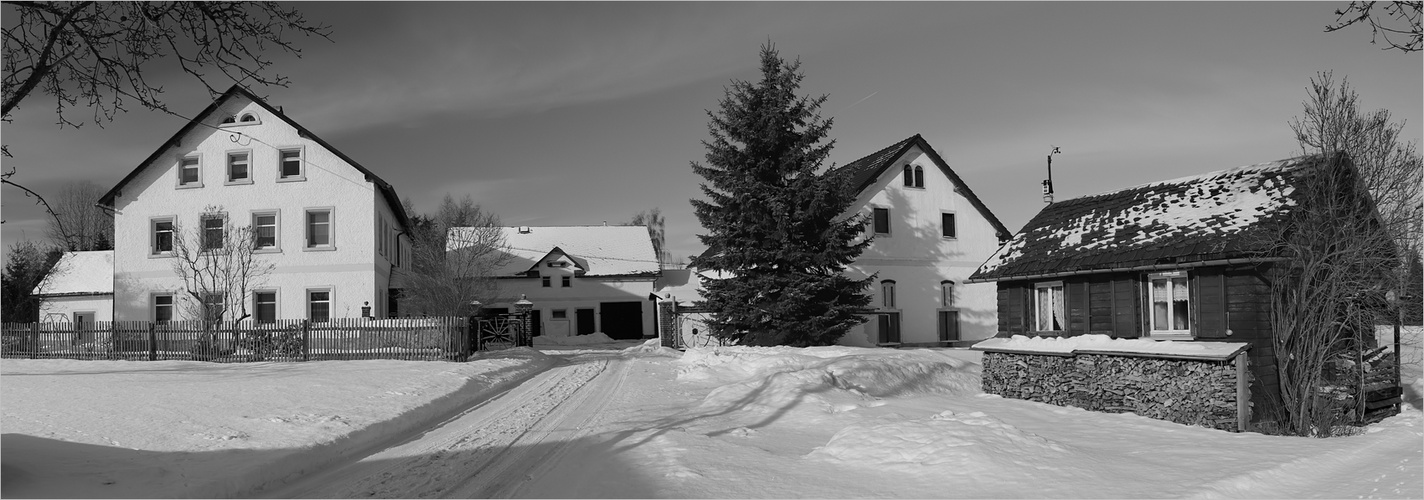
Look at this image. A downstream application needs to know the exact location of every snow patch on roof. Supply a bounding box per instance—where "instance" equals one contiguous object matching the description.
[449,226,659,277]
[33,251,113,296]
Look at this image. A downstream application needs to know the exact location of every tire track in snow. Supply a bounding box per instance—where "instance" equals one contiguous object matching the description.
[272,357,609,498]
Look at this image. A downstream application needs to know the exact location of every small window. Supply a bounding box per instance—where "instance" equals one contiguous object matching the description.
[253,212,278,251]
[942,280,955,308]
[153,295,174,323]
[942,212,957,239]
[240,113,257,123]
[1034,282,1065,332]
[255,291,277,323]
[279,149,304,180]
[203,293,225,322]
[152,218,174,255]
[178,156,201,187]
[872,207,890,235]
[308,290,331,323]
[903,165,914,187]
[914,166,925,188]
[1150,272,1191,334]
[305,209,333,248]
[201,214,226,250]
[552,309,568,319]
[227,152,250,183]
[561,276,571,288]
[221,116,236,124]
[881,280,896,309]
[541,276,551,287]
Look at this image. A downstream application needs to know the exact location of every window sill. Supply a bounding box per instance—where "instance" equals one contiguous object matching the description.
[254,248,282,254]
[1147,332,1193,341]
[225,180,254,186]
[303,246,337,252]
[277,176,306,183]
[176,184,203,190]
[148,253,174,259]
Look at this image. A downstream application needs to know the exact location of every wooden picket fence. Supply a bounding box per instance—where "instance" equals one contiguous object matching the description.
[0,317,479,362]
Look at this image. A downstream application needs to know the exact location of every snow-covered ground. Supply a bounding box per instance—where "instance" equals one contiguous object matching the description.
[2,328,1420,498]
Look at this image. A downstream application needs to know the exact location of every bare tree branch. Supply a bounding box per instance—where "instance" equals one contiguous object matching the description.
[1326,1,1422,52]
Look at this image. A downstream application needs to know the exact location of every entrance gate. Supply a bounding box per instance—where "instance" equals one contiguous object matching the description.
[467,313,532,354]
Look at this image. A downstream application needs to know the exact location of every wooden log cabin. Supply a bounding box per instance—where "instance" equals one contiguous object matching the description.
[967,154,1400,423]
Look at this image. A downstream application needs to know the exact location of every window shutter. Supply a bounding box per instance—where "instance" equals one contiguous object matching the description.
[1194,268,1229,338]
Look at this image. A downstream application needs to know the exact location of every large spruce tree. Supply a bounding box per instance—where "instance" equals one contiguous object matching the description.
[690,45,872,347]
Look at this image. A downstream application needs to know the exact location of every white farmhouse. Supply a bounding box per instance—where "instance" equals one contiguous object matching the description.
[32,250,115,325]
[99,85,412,323]
[449,225,660,340]
[833,134,1012,347]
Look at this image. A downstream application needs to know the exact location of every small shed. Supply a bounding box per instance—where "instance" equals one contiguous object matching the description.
[968,155,1399,426]
[33,251,114,325]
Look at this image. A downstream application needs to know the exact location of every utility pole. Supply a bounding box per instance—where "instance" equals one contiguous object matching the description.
[1043,146,1061,204]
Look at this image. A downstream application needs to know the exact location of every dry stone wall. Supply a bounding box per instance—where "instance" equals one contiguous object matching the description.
[982,351,1246,431]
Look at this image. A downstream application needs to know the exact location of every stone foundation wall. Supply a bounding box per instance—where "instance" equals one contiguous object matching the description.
[982,351,1247,431]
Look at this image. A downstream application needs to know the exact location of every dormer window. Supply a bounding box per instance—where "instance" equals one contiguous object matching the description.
[221,116,236,124]
[547,261,569,268]
[240,113,257,122]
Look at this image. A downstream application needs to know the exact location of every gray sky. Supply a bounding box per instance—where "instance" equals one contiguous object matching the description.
[3,2,1420,264]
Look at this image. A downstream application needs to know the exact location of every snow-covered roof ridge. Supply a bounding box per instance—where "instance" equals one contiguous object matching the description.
[32,251,114,296]
[970,155,1330,282]
[972,334,1249,361]
[449,225,660,277]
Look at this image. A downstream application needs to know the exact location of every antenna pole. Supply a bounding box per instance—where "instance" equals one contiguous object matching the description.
[1043,146,1061,204]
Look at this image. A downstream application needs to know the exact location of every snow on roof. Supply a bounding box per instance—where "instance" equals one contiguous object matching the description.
[972,335,1249,361]
[33,251,114,296]
[449,226,660,277]
[970,155,1331,282]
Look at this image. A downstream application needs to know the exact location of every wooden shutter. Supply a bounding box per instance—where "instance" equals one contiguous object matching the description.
[1194,268,1229,338]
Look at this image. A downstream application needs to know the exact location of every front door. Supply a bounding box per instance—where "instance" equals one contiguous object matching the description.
[576,309,596,335]
[878,312,901,344]
[73,312,95,345]
[600,302,643,340]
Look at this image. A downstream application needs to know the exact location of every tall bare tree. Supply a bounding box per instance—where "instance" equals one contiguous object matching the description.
[1326,1,1422,53]
[627,207,669,268]
[45,180,113,251]
[169,205,273,324]
[398,195,510,317]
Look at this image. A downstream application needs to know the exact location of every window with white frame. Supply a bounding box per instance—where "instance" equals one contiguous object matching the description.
[305,209,333,248]
[541,276,551,287]
[872,207,890,235]
[278,148,304,180]
[913,166,925,188]
[881,280,896,309]
[552,309,567,319]
[252,211,278,251]
[178,155,201,187]
[152,218,174,255]
[1034,281,1065,332]
[941,280,955,308]
[1149,272,1191,334]
[227,151,251,183]
[254,291,277,323]
[903,165,914,187]
[561,276,571,287]
[308,289,331,323]
[942,212,957,239]
[153,294,174,323]
[201,214,226,250]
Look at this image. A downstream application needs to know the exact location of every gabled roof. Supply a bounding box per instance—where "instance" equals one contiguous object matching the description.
[97,85,410,232]
[449,225,660,278]
[969,155,1332,282]
[833,134,1012,240]
[33,251,114,297]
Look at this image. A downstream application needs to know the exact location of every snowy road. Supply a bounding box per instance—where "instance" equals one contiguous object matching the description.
[261,352,629,499]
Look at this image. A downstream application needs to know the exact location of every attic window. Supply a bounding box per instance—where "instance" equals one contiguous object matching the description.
[547,261,568,268]
[914,166,924,188]
[903,166,914,187]
[240,113,257,122]
[221,116,236,124]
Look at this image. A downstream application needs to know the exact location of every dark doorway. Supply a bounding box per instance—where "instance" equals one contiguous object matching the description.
[599,301,643,340]
[531,309,542,337]
[576,308,596,335]
[878,312,901,344]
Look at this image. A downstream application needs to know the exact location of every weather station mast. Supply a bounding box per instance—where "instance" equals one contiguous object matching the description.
[1043,146,1061,204]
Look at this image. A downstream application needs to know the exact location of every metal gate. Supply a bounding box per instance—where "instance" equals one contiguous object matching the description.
[470,313,532,353]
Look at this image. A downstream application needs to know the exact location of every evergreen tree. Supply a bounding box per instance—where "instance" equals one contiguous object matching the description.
[1,241,62,323]
[690,44,871,346]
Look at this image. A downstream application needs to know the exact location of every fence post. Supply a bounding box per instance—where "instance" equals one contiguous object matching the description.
[148,323,157,361]
[302,320,310,361]
[29,322,38,359]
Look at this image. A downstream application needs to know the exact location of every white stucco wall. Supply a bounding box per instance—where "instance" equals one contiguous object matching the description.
[482,254,657,339]
[110,96,404,322]
[840,145,1003,346]
[37,295,114,323]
